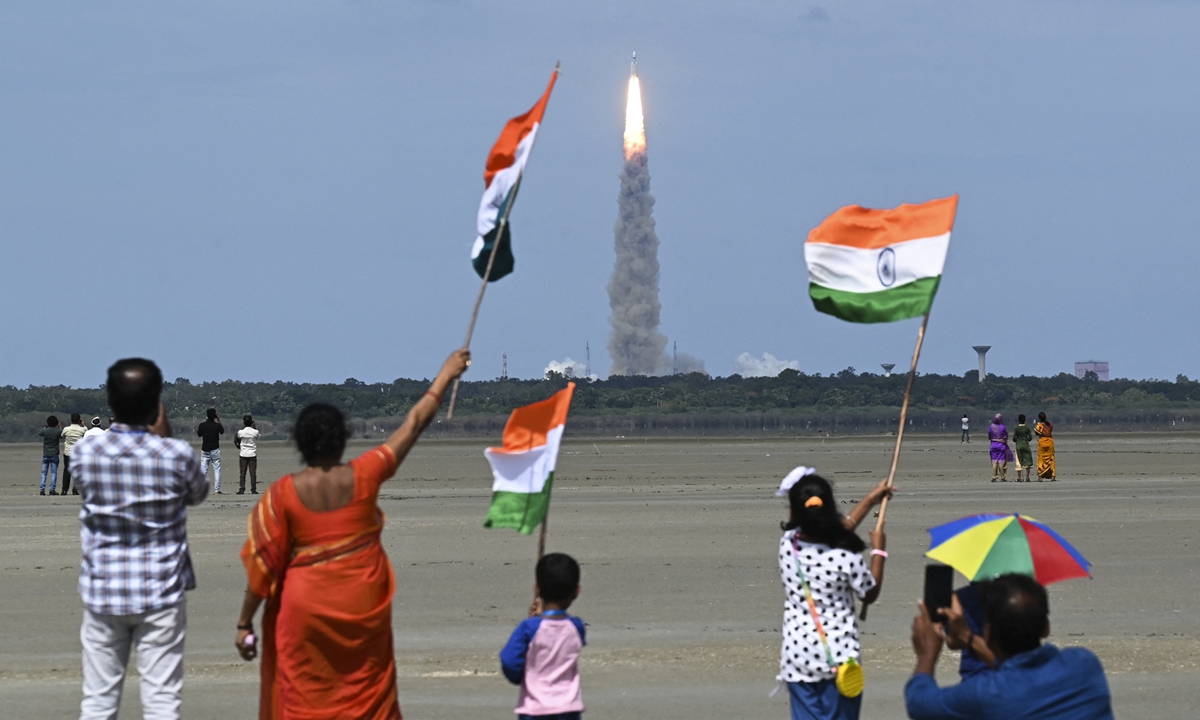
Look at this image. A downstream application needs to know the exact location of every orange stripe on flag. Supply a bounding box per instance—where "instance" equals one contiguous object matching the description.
[483,70,559,188]
[496,382,575,452]
[806,195,959,250]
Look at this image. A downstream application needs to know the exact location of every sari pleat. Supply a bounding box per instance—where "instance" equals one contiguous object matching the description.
[241,446,401,720]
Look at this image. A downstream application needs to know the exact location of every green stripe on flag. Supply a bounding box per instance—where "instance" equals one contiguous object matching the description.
[809,276,941,324]
[484,474,553,535]
[474,186,516,282]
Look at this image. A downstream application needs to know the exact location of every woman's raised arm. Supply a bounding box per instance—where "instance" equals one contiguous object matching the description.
[382,349,471,466]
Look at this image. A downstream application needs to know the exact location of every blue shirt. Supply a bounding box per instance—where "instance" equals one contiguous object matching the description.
[905,644,1114,720]
[955,585,990,680]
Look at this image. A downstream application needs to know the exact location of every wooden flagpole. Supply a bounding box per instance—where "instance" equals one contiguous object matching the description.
[446,61,560,421]
[861,311,930,620]
[445,173,522,420]
[537,514,548,560]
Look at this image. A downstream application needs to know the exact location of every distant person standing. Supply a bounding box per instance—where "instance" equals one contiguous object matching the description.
[1035,412,1056,481]
[61,413,88,495]
[197,408,225,494]
[84,416,105,439]
[960,415,970,443]
[234,414,260,495]
[72,358,207,720]
[38,415,63,495]
[988,414,1013,482]
[1012,415,1034,483]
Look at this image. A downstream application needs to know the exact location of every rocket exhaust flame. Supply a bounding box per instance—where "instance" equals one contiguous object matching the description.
[623,76,646,158]
[607,54,705,377]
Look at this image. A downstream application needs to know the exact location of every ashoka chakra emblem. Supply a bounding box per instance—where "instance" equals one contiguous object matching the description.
[876,247,897,287]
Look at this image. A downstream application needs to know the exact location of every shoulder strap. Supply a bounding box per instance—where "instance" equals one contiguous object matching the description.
[791,534,838,670]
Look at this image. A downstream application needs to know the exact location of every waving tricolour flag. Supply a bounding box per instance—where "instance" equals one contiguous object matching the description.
[483,383,575,534]
[806,195,958,323]
[470,68,559,282]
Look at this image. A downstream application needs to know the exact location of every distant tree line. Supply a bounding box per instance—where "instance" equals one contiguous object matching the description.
[1,369,1197,442]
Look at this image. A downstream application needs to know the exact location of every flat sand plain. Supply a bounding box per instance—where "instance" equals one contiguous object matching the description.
[1,433,1198,719]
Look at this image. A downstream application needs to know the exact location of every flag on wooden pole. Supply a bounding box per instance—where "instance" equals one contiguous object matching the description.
[483,383,575,534]
[470,70,559,282]
[806,195,958,323]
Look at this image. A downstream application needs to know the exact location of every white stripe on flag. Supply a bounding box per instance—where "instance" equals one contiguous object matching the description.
[484,424,564,494]
[474,124,540,243]
[805,232,949,294]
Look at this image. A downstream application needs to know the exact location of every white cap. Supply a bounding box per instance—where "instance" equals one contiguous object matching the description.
[775,466,816,496]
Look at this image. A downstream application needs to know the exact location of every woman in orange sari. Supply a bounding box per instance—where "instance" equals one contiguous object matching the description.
[234,350,469,720]
[1035,411,1056,481]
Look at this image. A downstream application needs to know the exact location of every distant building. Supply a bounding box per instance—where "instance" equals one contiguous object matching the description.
[1075,361,1109,381]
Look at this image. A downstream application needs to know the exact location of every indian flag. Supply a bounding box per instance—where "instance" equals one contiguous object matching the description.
[483,382,575,534]
[470,68,559,282]
[806,195,958,323]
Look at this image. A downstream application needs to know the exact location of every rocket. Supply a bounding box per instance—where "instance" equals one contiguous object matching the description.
[631,51,637,78]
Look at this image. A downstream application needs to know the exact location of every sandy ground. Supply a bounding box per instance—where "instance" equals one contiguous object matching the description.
[1,432,1198,719]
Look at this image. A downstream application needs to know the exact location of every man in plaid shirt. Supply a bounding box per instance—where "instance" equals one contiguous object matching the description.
[71,358,208,720]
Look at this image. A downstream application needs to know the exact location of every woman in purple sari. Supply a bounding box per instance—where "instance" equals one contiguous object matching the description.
[988,414,1014,482]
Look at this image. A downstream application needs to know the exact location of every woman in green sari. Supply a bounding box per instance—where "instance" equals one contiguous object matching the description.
[1012,414,1034,482]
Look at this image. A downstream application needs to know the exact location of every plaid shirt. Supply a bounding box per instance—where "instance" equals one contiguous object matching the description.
[73,423,208,616]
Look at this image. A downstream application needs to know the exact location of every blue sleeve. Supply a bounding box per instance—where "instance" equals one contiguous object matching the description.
[500,617,541,685]
[570,616,586,646]
[904,674,981,720]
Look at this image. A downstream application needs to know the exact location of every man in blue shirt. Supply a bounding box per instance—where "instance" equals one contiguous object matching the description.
[906,573,1113,720]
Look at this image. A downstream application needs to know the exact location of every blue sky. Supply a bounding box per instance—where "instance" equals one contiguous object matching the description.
[2,1,1197,386]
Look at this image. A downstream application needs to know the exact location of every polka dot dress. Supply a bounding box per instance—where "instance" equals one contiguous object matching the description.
[778,529,876,683]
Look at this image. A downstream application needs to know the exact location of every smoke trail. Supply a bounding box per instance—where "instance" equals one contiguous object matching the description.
[607,151,668,375]
[607,72,682,376]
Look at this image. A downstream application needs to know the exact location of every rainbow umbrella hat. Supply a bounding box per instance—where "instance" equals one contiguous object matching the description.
[925,513,1091,585]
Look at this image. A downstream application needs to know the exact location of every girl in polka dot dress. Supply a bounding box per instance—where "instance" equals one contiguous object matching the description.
[776,469,891,720]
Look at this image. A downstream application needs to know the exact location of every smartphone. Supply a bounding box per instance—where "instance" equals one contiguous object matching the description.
[924,564,954,622]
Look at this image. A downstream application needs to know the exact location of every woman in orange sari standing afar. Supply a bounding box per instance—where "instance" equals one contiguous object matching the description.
[235,349,470,720]
[1034,411,1056,481]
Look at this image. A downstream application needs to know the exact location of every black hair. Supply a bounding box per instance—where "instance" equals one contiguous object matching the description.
[293,403,349,465]
[983,573,1049,658]
[106,359,163,424]
[781,474,866,552]
[71,412,81,424]
[536,552,581,604]
[207,408,218,421]
[244,414,254,427]
[1038,412,1048,422]
[1018,413,1026,423]
[46,415,60,427]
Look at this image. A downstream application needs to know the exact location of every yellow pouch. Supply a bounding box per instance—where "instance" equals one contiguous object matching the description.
[835,658,864,698]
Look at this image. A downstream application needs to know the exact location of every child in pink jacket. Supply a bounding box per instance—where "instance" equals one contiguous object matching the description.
[500,553,585,720]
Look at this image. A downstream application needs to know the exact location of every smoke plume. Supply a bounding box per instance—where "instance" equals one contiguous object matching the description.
[608,71,703,376]
[544,357,597,381]
[734,352,800,378]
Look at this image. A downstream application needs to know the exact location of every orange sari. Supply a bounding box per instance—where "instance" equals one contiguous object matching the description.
[241,446,401,720]
[1035,421,1056,480]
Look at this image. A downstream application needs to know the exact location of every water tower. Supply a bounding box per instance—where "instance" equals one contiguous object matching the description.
[972,346,991,383]
[880,363,895,377]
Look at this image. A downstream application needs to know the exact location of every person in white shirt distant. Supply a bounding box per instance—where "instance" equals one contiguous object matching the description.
[961,415,970,443]
[61,413,89,496]
[84,417,105,439]
[234,414,260,495]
